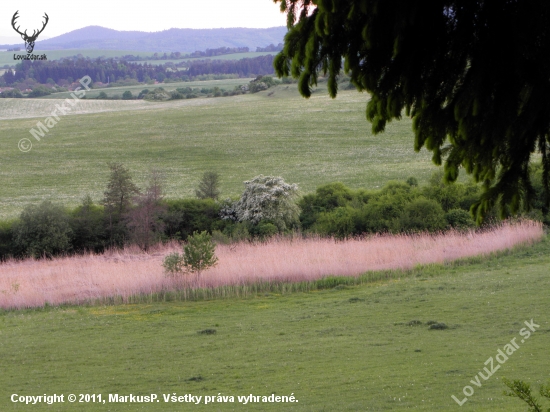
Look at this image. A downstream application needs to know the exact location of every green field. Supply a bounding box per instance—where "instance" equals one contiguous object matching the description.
[0,83,440,220]
[1,236,548,411]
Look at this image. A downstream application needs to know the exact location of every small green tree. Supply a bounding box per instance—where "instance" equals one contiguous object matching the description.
[162,252,185,276]
[183,231,218,279]
[122,91,133,100]
[163,231,218,281]
[196,171,221,200]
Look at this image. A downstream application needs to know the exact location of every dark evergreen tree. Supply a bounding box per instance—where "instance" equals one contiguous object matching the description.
[102,163,140,246]
[196,172,221,200]
[273,0,550,222]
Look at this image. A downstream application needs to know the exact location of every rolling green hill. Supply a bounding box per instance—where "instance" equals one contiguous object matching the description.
[0,83,439,220]
[0,237,548,411]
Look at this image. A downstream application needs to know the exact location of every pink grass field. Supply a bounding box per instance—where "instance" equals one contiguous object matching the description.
[0,220,544,310]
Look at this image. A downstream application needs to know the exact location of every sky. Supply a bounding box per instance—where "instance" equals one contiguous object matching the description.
[0,0,287,40]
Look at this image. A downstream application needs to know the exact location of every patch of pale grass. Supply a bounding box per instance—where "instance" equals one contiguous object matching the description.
[0,221,543,309]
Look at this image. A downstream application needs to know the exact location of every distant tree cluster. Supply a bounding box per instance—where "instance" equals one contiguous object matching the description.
[184,55,275,77]
[122,47,250,62]
[256,43,283,53]
[2,58,169,86]
[186,47,250,58]
[1,55,276,89]
[248,76,278,93]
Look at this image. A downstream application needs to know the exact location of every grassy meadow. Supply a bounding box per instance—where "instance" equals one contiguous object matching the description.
[1,71,549,412]
[0,82,437,220]
[0,235,549,411]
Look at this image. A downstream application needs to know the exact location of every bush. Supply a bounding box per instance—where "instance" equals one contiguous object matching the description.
[122,91,133,100]
[249,76,278,93]
[28,85,52,97]
[313,207,356,238]
[163,199,222,240]
[406,177,418,187]
[299,182,354,230]
[170,91,184,99]
[428,323,448,330]
[0,220,17,260]
[13,201,73,258]
[143,88,171,101]
[163,252,185,276]
[70,195,106,252]
[0,89,23,98]
[251,221,279,239]
[137,89,149,99]
[233,175,300,231]
[355,181,421,233]
[422,171,473,212]
[221,222,250,242]
[394,198,447,232]
[445,208,475,230]
[163,231,218,279]
[211,230,231,245]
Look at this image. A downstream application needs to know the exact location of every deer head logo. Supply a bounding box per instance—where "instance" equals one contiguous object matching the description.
[11,11,49,54]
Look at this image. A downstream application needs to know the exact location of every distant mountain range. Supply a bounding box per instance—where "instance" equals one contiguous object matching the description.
[0,26,288,53]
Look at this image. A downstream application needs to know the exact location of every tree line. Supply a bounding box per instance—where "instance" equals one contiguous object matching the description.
[0,55,276,87]
[0,163,547,261]
[179,55,275,77]
[122,47,251,62]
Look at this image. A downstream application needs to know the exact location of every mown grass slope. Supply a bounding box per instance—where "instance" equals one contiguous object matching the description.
[0,237,548,411]
[0,84,436,219]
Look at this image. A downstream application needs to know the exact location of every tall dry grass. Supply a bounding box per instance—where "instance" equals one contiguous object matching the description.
[0,220,544,310]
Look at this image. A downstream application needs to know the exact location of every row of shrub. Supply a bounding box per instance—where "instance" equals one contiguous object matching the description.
[94,76,281,101]
[0,165,547,260]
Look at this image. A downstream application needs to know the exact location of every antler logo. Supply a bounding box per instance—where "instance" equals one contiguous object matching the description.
[11,11,49,54]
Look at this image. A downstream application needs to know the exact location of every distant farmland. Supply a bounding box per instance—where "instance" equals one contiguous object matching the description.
[0,83,437,219]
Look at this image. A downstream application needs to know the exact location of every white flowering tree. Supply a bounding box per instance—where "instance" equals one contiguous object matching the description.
[231,175,300,231]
